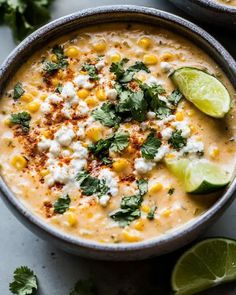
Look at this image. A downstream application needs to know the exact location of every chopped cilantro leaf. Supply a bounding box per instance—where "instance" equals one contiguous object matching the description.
[156,106,172,119]
[70,279,97,295]
[168,188,175,195]
[110,58,129,81]
[168,90,183,106]
[110,131,129,153]
[92,103,121,127]
[9,266,37,295]
[10,112,31,133]
[55,83,63,94]
[147,206,157,220]
[44,45,68,74]
[137,179,148,197]
[82,64,99,80]
[141,131,162,160]
[168,130,187,150]
[54,194,71,214]
[13,82,25,100]
[97,179,109,198]
[121,194,143,210]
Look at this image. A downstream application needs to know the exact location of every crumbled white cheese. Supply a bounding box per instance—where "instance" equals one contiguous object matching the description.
[49,141,61,156]
[61,149,71,157]
[154,145,170,162]
[77,126,85,138]
[98,168,118,197]
[47,94,62,104]
[38,137,51,151]
[160,62,173,73]
[134,158,155,174]
[182,138,204,155]
[95,60,105,70]
[69,159,87,178]
[61,82,76,99]
[46,164,69,186]
[71,141,88,159]
[161,127,173,140]
[74,74,94,89]
[99,194,111,207]
[158,115,176,127]
[61,103,72,119]
[147,111,156,119]
[105,87,117,100]
[172,121,191,138]
[54,124,75,147]
[41,102,52,114]
[146,76,162,86]
[77,100,89,116]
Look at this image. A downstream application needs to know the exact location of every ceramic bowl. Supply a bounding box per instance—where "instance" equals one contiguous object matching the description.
[0,5,236,261]
[169,0,236,28]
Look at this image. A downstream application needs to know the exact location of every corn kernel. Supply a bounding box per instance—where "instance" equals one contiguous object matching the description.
[137,37,152,49]
[96,88,107,101]
[86,126,103,142]
[209,146,220,159]
[165,153,176,159]
[126,145,135,154]
[85,97,99,108]
[41,130,51,138]
[56,70,65,79]
[50,54,58,63]
[149,183,163,194]
[30,90,39,96]
[66,212,77,226]
[113,158,130,173]
[93,40,107,52]
[187,109,195,116]
[175,112,184,121]
[77,89,90,99]
[65,46,80,58]
[21,93,33,103]
[40,169,50,177]
[40,93,47,101]
[51,78,59,87]
[4,118,13,127]
[134,220,145,231]
[162,209,171,217]
[11,155,27,170]
[143,54,158,65]
[141,204,150,213]
[122,229,140,242]
[110,53,121,63]
[26,100,40,113]
[190,125,196,133]
[160,52,175,62]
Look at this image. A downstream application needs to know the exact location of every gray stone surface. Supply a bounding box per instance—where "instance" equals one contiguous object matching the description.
[0,0,236,294]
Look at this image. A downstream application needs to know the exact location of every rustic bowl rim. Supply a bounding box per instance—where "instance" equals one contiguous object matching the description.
[0,5,236,254]
[194,0,236,13]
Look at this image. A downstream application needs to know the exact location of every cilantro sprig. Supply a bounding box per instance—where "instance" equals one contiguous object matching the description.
[54,194,71,214]
[92,103,121,127]
[141,131,162,160]
[168,130,187,150]
[9,266,38,295]
[10,112,31,133]
[44,45,68,74]
[13,82,25,100]
[82,64,99,80]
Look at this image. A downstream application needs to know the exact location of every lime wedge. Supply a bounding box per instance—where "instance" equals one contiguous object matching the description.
[172,238,236,295]
[165,158,231,194]
[185,160,231,194]
[170,67,231,118]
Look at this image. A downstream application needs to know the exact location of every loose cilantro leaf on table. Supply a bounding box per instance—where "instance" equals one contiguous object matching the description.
[110,58,150,83]
[168,130,187,150]
[110,179,148,227]
[82,64,99,80]
[0,0,53,41]
[9,266,37,295]
[92,103,121,127]
[76,171,109,197]
[147,206,157,220]
[141,131,162,160]
[44,45,68,74]
[10,111,31,133]
[13,82,25,100]
[168,89,183,106]
[54,194,71,214]
[70,279,97,295]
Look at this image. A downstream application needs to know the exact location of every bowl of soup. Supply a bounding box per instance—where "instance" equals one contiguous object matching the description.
[169,0,236,28]
[0,6,236,260]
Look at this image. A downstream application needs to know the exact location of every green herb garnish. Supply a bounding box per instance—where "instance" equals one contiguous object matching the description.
[10,112,31,133]
[70,279,97,295]
[141,131,162,160]
[168,130,187,150]
[168,90,183,106]
[0,0,53,41]
[9,266,38,295]
[137,178,148,197]
[92,103,121,127]
[168,188,175,195]
[54,194,71,214]
[147,206,157,220]
[82,64,99,80]
[13,82,25,100]
[44,45,68,74]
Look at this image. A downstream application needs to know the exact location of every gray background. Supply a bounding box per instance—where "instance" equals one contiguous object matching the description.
[0,0,236,294]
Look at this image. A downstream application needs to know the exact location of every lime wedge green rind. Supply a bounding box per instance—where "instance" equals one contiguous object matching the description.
[172,238,236,295]
[165,158,189,180]
[170,67,231,118]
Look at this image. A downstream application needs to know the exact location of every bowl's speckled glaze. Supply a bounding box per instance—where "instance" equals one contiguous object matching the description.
[169,0,236,28]
[0,5,236,260]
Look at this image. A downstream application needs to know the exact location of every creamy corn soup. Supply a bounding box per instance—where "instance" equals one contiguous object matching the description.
[216,0,236,6]
[0,23,235,244]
